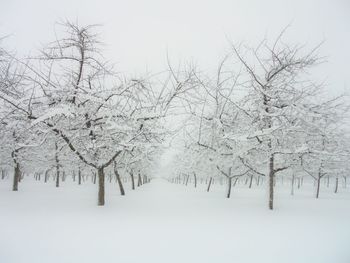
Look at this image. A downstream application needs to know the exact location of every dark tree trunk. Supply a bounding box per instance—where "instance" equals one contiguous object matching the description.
[193,172,197,188]
[115,168,125,196]
[315,175,321,199]
[78,169,82,185]
[334,177,339,194]
[12,163,20,191]
[98,167,105,206]
[55,171,60,188]
[268,155,275,210]
[44,170,49,183]
[291,174,295,196]
[130,172,135,190]
[55,142,60,188]
[233,177,239,187]
[227,177,232,198]
[137,173,142,187]
[248,174,253,189]
[93,172,97,184]
[207,177,213,192]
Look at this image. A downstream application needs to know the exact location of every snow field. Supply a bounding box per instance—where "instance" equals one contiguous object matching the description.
[0,177,349,263]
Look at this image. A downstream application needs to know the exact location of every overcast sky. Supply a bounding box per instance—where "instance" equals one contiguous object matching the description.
[1,0,350,93]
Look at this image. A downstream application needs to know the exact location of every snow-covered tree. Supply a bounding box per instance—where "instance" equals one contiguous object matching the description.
[1,22,185,205]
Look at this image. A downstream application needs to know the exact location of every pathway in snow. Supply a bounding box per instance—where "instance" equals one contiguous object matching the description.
[0,177,349,263]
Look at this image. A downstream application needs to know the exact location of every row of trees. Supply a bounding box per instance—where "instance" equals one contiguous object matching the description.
[166,33,350,209]
[0,144,158,194]
[0,22,189,205]
[1,22,349,209]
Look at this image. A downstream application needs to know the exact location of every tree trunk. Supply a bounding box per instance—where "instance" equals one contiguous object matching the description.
[55,171,60,187]
[226,177,232,198]
[93,172,97,184]
[55,142,60,188]
[315,176,321,199]
[115,168,125,196]
[12,163,20,191]
[137,173,142,187]
[268,155,274,210]
[334,177,339,194]
[130,172,135,190]
[233,178,239,187]
[44,170,49,183]
[185,174,190,186]
[78,169,82,185]
[98,167,105,206]
[207,177,213,192]
[193,172,197,188]
[248,174,253,189]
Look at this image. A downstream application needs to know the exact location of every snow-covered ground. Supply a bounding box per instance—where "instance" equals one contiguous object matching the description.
[0,177,349,263]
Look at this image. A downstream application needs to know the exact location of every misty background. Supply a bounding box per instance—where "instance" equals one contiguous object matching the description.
[1,0,349,96]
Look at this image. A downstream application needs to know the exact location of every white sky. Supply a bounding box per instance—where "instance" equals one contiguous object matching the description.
[1,0,350,93]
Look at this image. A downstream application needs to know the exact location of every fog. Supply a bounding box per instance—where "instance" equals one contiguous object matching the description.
[2,0,349,94]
